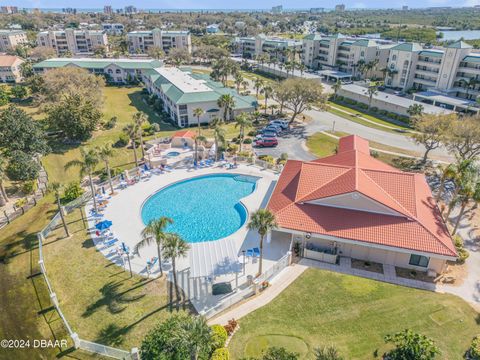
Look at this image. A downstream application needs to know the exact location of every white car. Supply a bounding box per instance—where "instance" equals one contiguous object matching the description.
[269,120,289,130]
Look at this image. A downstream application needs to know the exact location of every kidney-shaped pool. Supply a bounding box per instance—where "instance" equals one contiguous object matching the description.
[141,174,259,243]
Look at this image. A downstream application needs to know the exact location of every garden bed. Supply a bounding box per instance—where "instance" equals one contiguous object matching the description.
[395,267,436,283]
[351,259,384,274]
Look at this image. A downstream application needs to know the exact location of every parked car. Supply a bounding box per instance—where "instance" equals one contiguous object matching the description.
[259,131,277,138]
[394,91,406,97]
[255,137,278,147]
[265,125,282,133]
[378,85,386,91]
[259,127,279,136]
[269,120,289,130]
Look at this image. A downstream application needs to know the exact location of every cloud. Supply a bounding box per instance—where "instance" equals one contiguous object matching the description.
[464,0,480,6]
[352,2,367,7]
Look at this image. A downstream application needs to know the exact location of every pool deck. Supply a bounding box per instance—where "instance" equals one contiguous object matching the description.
[85,161,291,314]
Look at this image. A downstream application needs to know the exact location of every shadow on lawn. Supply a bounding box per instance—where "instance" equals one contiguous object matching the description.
[82,281,146,317]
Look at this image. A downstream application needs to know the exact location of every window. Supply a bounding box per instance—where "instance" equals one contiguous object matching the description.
[180,115,188,127]
[409,254,429,267]
[392,55,397,61]
[360,51,364,57]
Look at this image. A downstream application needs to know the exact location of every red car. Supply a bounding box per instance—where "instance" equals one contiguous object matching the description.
[255,137,278,147]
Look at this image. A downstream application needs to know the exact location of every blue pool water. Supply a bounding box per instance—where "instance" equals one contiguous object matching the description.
[165,151,180,158]
[141,174,258,243]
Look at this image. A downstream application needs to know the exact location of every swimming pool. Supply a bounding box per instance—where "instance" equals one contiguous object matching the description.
[165,151,180,158]
[141,174,258,243]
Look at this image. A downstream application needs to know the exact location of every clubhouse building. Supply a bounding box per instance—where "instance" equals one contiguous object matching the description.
[268,135,457,276]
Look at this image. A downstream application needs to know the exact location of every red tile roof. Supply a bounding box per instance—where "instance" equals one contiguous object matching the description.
[172,130,196,139]
[267,135,457,258]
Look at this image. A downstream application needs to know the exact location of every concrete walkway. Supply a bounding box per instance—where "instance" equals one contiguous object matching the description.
[208,263,308,325]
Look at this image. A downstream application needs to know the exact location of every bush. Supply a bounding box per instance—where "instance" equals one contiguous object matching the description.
[210,325,228,349]
[211,347,230,360]
[152,123,160,132]
[237,151,251,158]
[336,96,344,101]
[223,319,237,335]
[115,133,129,147]
[453,235,469,264]
[469,336,480,359]
[6,151,41,181]
[14,198,27,208]
[142,124,155,136]
[103,116,117,129]
[247,130,257,137]
[370,107,379,112]
[21,180,37,195]
[243,138,252,144]
[62,182,84,202]
[370,150,379,158]
[227,144,238,154]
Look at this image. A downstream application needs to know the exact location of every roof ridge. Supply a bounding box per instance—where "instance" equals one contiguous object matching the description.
[359,169,416,219]
[414,216,457,257]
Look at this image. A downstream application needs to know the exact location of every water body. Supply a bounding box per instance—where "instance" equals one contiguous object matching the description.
[437,30,480,41]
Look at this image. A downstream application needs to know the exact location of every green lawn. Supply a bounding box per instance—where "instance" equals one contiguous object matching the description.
[41,86,177,184]
[228,268,480,359]
[327,102,412,134]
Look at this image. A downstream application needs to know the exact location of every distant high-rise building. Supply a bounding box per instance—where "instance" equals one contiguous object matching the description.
[271,5,283,14]
[402,5,409,10]
[310,8,325,13]
[335,4,346,11]
[124,5,137,15]
[104,5,113,15]
[1,6,18,14]
[0,30,28,52]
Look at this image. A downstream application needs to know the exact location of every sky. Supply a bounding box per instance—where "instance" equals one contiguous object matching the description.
[8,0,480,10]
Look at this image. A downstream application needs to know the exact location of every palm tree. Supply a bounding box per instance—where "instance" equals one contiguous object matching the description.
[247,209,277,277]
[123,123,140,167]
[261,85,273,115]
[0,157,9,206]
[193,108,204,135]
[132,112,147,158]
[452,179,480,235]
[174,316,212,360]
[136,217,173,277]
[332,79,342,100]
[210,118,225,161]
[97,143,115,194]
[49,182,70,237]
[217,94,235,122]
[162,232,190,302]
[194,135,207,164]
[268,104,278,115]
[366,83,379,109]
[253,77,265,99]
[446,160,477,219]
[435,163,457,202]
[251,110,262,124]
[234,73,243,92]
[235,112,252,152]
[65,148,99,212]
[241,80,249,92]
[459,78,478,100]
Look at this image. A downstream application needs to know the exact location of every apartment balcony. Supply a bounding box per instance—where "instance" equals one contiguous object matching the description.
[416,60,441,67]
[415,69,439,77]
[413,76,437,86]
[458,67,480,76]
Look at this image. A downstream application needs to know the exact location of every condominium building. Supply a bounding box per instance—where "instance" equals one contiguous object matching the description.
[127,29,191,54]
[102,23,125,35]
[234,35,303,62]
[103,5,113,15]
[1,6,18,14]
[301,33,480,104]
[0,30,28,52]
[32,58,162,83]
[0,55,24,83]
[36,29,109,55]
[143,67,256,127]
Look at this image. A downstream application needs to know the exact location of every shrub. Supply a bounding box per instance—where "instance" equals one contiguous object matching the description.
[227,144,238,154]
[279,153,288,161]
[211,347,230,360]
[223,319,237,335]
[103,116,117,129]
[237,151,251,158]
[14,198,27,208]
[370,107,379,112]
[21,180,37,195]
[243,138,252,144]
[336,96,344,101]
[247,130,257,137]
[115,133,129,147]
[6,151,41,181]
[454,234,469,264]
[152,123,160,132]
[62,182,84,202]
[469,336,480,359]
[210,325,228,349]
[142,124,155,136]
[370,150,379,158]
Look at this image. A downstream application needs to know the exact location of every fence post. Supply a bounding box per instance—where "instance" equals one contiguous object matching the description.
[4,210,9,224]
[71,333,80,349]
[287,251,293,266]
[131,347,140,360]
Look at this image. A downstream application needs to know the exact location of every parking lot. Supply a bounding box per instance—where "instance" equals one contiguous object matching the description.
[253,122,324,161]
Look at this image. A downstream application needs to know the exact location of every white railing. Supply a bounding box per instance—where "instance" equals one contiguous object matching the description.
[200,285,256,319]
[78,339,133,360]
[256,252,291,284]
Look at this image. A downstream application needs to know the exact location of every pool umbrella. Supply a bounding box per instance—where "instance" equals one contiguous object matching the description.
[144,163,149,171]
[95,220,112,230]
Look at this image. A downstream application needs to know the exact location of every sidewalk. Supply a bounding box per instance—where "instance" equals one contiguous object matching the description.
[208,263,308,325]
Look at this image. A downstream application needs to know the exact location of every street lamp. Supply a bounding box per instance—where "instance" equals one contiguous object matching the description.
[122,242,132,278]
[242,250,246,275]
